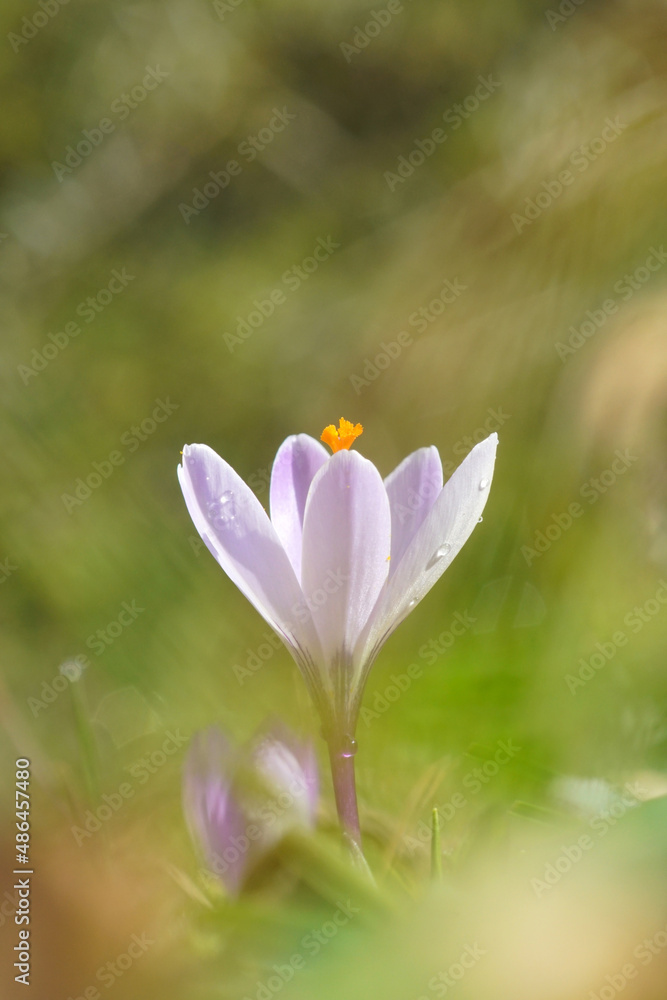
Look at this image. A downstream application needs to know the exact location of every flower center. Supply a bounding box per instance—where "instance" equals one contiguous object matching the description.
[320,418,363,453]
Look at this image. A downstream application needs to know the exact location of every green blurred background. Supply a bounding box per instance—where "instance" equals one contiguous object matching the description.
[1,0,667,997]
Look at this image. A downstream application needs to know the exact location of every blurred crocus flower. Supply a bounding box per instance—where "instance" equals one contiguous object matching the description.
[183,725,318,894]
[179,419,497,841]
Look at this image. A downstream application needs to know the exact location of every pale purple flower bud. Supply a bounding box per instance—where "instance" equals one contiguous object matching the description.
[183,725,318,894]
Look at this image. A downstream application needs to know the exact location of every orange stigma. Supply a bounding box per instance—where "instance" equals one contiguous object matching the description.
[320,418,364,453]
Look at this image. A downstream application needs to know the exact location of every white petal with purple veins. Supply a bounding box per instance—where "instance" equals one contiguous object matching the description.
[384,446,443,573]
[301,450,391,666]
[270,434,329,581]
[178,443,323,665]
[356,434,498,667]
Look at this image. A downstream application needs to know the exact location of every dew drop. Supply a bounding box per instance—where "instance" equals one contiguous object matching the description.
[339,735,358,758]
[207,490,237,528]
[408,599,417,608]
[426,542,451,569]
[479,478,489,490]
[477,515,483,523]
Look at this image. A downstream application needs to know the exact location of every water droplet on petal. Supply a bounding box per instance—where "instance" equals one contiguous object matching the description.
[207,490,237,528]
[479,478,489,490]
[426,542,451,569]
[339,735,358,758]
[477,515,483,523]
[408,599,416,608]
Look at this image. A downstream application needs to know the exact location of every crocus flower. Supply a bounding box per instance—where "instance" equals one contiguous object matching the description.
[183,725,318,894]
[179,419,497,841]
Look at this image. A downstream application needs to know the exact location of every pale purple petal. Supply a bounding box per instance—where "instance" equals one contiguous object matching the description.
[301,450,391,665]
[182,728,248,893]
[286,738,319,821]
[178,444,323,665]
[384,446,443,574]
[269,434,329,580]
[253,734,319,826]
[356,434,498,665]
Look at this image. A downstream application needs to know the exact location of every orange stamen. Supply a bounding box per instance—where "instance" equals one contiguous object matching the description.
[320,418,364,453]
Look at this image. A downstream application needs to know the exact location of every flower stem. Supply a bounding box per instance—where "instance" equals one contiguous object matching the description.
[327,741,362,849]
